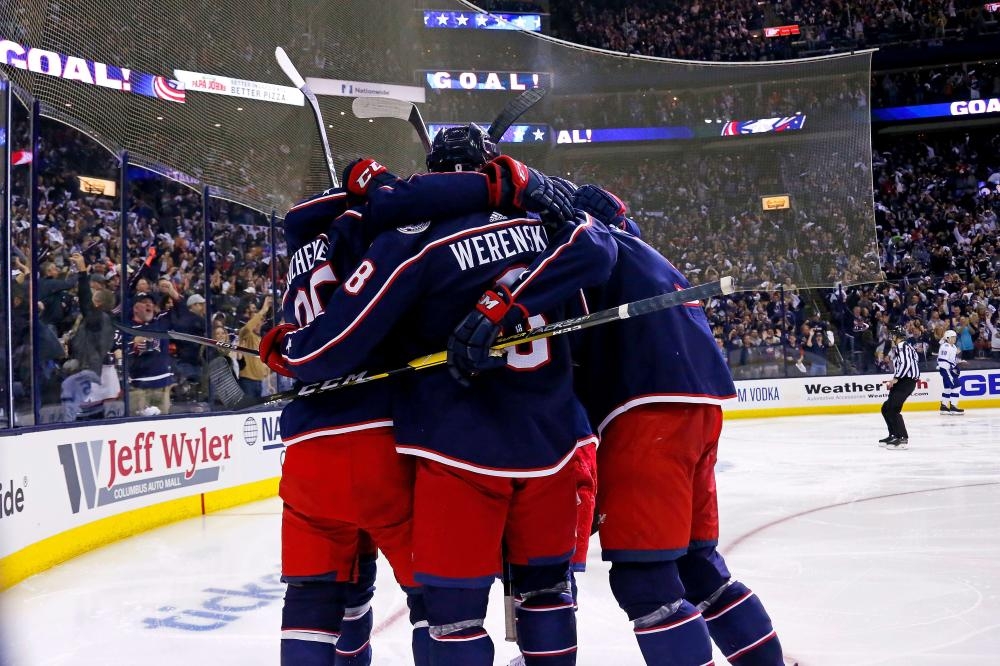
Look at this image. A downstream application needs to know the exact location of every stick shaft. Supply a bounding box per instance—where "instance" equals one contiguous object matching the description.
[494,276,734,350]
[247,277,734,408]
[114,322,258,355]
[275,46,338,188]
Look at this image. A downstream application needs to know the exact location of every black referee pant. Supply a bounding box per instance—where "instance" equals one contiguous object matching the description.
[881,377,917,438]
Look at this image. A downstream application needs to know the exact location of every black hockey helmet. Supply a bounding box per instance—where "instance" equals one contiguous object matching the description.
[890,324,907,339]
[426,123,500,173]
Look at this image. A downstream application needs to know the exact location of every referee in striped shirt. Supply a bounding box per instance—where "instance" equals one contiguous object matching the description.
[879,325,921,449]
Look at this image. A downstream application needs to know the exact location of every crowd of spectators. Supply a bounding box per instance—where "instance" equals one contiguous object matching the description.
[8,107,999,425]
[558,126,1000,379]
[8,119,289,424]
[548,0,1000,62]
[874,62,1000,107]
[5,1,1000,427]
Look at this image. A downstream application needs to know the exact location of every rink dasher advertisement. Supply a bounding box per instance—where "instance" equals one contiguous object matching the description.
[725,368,1000,415]
[0,411,283,563]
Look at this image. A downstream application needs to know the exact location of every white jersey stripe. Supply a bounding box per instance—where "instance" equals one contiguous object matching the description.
[396,436,596,478]
[597,393,736,435]
[281,629,339,645]
[282,420,393,446]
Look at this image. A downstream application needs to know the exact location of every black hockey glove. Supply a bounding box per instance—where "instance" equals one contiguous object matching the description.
[341,158,398,204]
[447,284,528,387]
[481,156,575,225]
[573,184,629,230]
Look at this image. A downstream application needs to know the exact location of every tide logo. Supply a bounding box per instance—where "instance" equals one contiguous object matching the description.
[0,478,26,519]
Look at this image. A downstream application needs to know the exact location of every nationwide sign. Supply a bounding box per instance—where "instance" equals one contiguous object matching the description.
[305,77,426,104]
[173,69,303,106]
[1,39,185,103]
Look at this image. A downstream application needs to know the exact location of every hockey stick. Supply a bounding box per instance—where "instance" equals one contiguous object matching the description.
[113,322,259,355]
[487,88,546,143]
[275,46,338,188]
[208,356,246,407]
[502,555,517,642]
[220,276,735,409]
[351,97,431,153]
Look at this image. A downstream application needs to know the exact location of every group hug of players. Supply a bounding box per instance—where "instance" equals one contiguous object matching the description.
[257,122,789,666]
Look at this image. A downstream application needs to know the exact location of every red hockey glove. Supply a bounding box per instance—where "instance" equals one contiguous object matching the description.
[446,284,529,387]
[258,323,297,378]
[481,155,574,224]
[341,158,398,202]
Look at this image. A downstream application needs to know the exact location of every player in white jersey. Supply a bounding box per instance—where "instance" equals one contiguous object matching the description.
[936,330,964,414]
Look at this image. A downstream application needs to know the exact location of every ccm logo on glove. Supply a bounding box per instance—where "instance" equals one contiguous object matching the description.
[345,159,388,197]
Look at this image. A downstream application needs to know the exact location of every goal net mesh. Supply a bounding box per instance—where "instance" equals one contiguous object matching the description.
[2,0,878,288]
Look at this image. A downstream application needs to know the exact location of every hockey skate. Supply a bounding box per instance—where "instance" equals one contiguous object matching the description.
[939,404,950,415]
[884,436,908,450]
[949,405,965,415]
[878,435,894,447]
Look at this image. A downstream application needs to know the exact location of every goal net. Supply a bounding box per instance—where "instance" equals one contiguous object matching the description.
[2,0,878,288]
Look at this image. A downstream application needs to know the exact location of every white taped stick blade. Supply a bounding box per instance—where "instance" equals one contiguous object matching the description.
[208,356,246,408]
[720,275,736,295]
[274,47,306,89]
[352,96,412,120]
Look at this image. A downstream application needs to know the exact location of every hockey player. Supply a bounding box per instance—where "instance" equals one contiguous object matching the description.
[275,181,415,666]
[272,161,523,666]
[457,183,787,665]
[936,329,964,414]
[261,145,615,665]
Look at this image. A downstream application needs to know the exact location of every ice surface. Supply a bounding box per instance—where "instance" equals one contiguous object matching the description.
[3,409,999,665]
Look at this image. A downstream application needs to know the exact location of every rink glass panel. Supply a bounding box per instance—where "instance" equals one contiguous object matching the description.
[8,90,34,427]
[0,75,9,428]
[0,0,896,429]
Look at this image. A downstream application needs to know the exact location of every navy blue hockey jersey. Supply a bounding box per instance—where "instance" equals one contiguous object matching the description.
[573,227,737,435]
[279,194,391,445]
[277,172,508,445]
[282,211,616,476]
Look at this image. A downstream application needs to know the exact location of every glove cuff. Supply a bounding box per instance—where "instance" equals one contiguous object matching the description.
[483,155,529,210]
[475,284,529,327]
